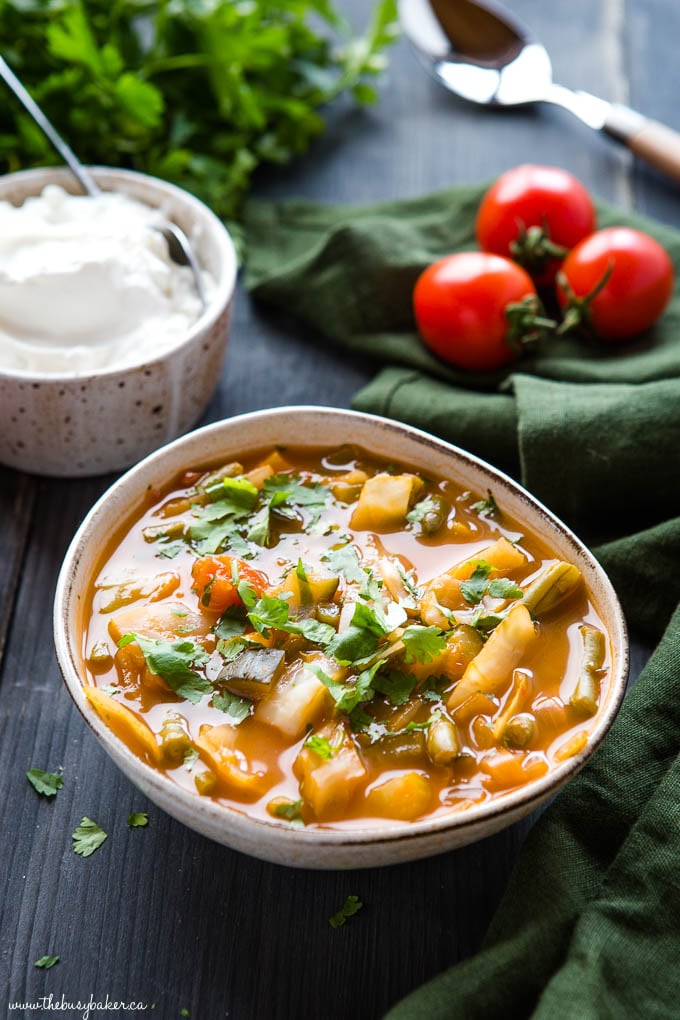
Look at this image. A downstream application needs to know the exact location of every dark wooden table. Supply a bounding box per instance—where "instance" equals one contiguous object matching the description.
[1,2,675,1016]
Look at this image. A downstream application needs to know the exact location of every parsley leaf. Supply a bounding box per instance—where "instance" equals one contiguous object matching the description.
[460,562,493,605]
[133,635,212,704]
[0,1,399,223]
[329,895,363,928]
[212,690,252,724]
[35,955,60,970]
[72,817,108,858]
[127,812,149,827]
[401,625,447,664]
[26,768,63,798]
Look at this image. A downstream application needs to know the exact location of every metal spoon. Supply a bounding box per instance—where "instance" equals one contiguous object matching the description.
[0,55,207,308]
[399,0,680,183]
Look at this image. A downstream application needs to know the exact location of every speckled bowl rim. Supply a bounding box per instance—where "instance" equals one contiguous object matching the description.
[54,407,629,864]
[0,165,237,382]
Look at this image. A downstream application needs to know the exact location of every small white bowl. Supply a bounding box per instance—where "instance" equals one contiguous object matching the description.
[54,407,629,869]
[0,166,237,477]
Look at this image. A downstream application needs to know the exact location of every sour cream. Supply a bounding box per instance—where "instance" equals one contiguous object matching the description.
[0,185,212,374]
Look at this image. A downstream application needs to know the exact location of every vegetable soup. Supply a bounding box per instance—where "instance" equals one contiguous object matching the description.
[81,445,609,829]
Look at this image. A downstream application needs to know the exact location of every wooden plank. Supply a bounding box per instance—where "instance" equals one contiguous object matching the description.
[0,470,35,668]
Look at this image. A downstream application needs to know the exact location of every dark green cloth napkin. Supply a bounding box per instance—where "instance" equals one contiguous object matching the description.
[243,186,680,1017]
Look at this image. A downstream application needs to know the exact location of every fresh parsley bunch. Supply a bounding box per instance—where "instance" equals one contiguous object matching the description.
[0,0,398,222]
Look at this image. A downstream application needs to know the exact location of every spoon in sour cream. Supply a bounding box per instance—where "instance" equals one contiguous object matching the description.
[0,54,207,309]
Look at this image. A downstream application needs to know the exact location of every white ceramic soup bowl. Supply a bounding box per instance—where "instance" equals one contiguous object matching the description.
[53,407,629,869]
[0,166,237,477]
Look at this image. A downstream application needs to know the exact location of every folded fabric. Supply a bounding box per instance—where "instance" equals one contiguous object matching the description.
[243,186,680,1018]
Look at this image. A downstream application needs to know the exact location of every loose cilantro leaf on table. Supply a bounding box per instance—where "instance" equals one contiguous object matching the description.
[131,634,212,705]
[26,768,63,798]
[127,812,149,827]
[35,955,59,970]
[329,895,363,928]
[72,817,108,858]
[0,2,398,224]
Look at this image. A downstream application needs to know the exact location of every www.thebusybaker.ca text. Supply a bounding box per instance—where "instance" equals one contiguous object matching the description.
[9,993,149,1019]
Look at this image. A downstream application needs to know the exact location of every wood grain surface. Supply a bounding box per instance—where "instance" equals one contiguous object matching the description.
[0,1,673,1016]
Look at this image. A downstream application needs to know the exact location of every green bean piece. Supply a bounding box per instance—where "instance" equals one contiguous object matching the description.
[522,562,582,616]
[316,602,341,629]
[159,713,193,765]
[419,494,448,536]
[427,718,461,765]
[502,713,536,749]
[570,625,606,717]
[367,730,427,765]
[195,770,218,796]
[87,642,113,671]
[198,462,244,490]
[142,521,185,544]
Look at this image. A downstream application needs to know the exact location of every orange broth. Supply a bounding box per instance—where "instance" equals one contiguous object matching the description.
[81,444,609,830]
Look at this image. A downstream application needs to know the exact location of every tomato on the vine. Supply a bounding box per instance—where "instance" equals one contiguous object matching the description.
[557,227,674,341]
[476,164,596,285]
[413,252,552,372]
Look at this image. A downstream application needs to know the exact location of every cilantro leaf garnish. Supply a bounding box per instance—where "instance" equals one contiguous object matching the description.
[35,955,59,970]
[310,660,384,715]
[72,817,108,858]
[272,799,304,823]
[471,490,500,518]
[358,569,383,602]
[329,895,363,928]
[372,670,419,707]
[212,690,252,724]
[132,634,212,704]
[303,734,336,759]
[487,578,524,600]
[245,593,335,645]
[183,748,200,771]
[406,496,437,524]
[214,607,248,640]
[460,562,493,605]
[322,543,364,584]
[127,812,149,827]
[401,625,447,664]
[26,768,63,798]
[461,564,523,607]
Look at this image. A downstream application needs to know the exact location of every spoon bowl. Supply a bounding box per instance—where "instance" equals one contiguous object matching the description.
[400,0,680,182]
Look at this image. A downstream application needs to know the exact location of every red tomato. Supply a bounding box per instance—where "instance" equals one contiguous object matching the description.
[476,165,596,285]
[192,555,268,614]
[413,252,547,372]
[557,227,674,341]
